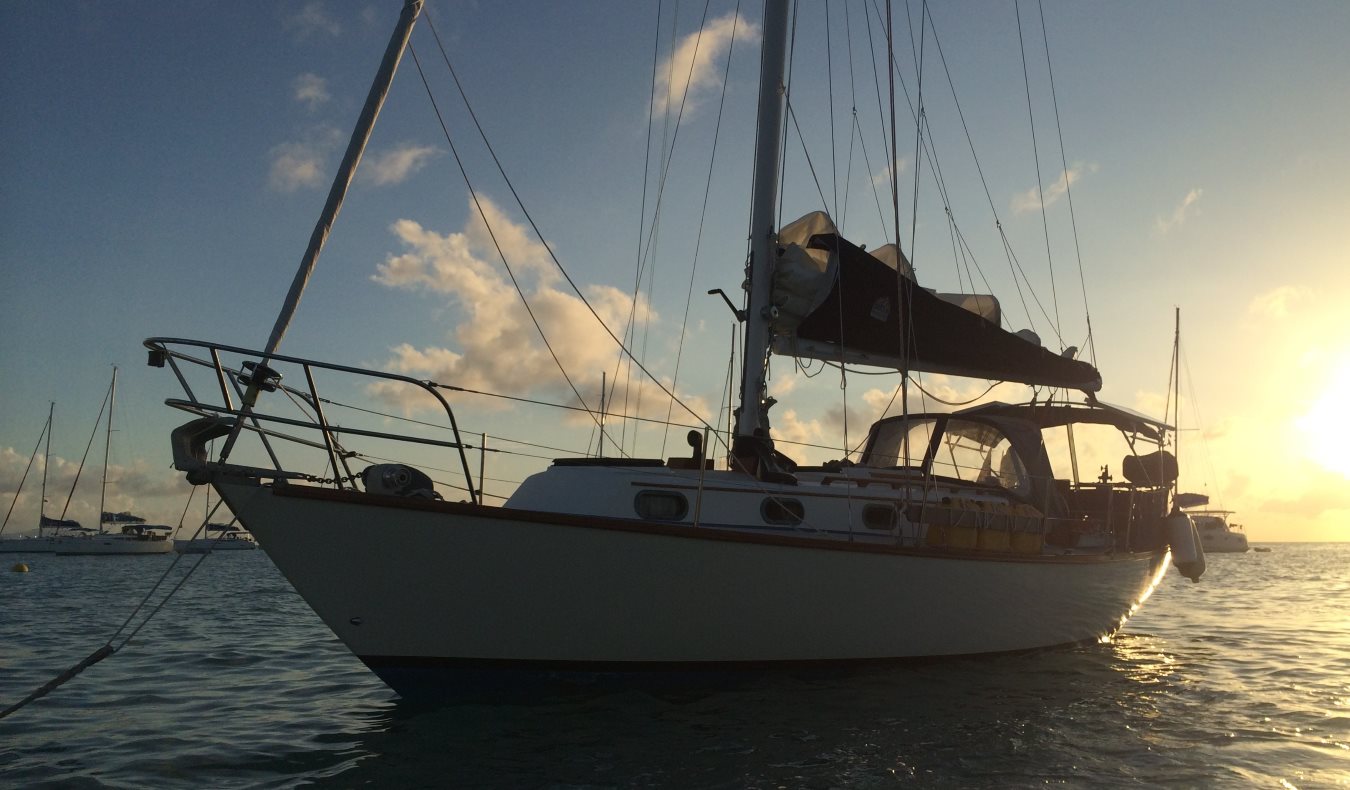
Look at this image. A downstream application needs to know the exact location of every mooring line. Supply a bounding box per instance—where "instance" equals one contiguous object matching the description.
[0,499,226,720]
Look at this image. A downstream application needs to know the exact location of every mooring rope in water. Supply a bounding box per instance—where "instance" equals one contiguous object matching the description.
[0,499,225,720]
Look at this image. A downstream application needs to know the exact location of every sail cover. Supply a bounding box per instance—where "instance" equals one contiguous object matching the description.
[102,511,147,524]
[40,515,81,528]
[769,212,1101,392]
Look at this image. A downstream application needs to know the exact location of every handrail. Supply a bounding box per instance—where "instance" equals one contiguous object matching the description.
[145,337,480,505]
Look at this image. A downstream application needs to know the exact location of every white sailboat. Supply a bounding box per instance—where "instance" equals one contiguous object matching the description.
[145,0,1201,697]
[53,369,174,557]
[0,404,85,554]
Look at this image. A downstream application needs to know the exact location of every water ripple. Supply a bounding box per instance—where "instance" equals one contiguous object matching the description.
[3,545,1349,787]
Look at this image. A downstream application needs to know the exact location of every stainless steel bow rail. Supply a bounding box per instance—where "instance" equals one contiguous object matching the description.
[144,336,480,505]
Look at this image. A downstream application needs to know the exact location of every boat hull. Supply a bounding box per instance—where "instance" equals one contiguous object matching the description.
[174,538,258,553]
[54,536,174,555]
[216,480,1169,696]
[0,537,58,554]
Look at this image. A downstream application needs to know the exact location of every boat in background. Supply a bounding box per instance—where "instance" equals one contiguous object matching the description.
[1189,510,1250,553]
[175,522,258,553]
[0,404,87,554]
[55,519,175,556]
[1176,493,1248,553]
[51,368,174,556]
[145,0,1199,698]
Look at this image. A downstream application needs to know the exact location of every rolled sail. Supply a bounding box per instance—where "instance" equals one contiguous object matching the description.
[101,511,147,524]
[769,212,1101,392]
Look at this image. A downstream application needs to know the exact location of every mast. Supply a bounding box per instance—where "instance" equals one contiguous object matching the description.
[733,0,790,456]
[38,402,53,537]
[98,367,117,535]
[261,0,424,361]
[221,0,424,464]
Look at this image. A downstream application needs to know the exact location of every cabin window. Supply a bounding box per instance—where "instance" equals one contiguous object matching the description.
[761,497,804,525]
[634,491,688,521]
[928,420,1032,496]
[862,418,938,468]
[862,503,898,530]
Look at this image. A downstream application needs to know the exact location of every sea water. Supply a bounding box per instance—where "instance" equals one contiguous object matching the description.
[1,543,1346,788]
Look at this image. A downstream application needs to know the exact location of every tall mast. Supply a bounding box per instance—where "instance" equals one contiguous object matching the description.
[733,0,790,453]
[98,367,117,535]
[38,402,53,536]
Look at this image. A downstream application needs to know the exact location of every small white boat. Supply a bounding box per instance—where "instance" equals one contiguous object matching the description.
[1188,510,1249,553]
[175,523,258,553]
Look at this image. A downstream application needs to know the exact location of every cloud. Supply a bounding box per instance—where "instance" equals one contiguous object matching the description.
[293,73,330,110]
[1248,285,1309,318]
[1154,188,1203,234]
[286,1,341,40]
[653,13,759,117]
[0,448,190,534]
[871,159,909,189]
[366,144,439,186]
[1010,162,1097,215]
[369,196,713,427]
[267,126,342,192]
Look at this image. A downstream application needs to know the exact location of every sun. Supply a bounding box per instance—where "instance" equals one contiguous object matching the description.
[1297,357,1350,479]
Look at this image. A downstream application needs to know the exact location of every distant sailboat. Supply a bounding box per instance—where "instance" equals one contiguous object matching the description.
[0,403,86,554]
[145,0,1199,698]
[53,369,173,556]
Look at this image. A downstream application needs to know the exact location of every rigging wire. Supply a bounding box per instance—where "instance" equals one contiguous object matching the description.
[406,36,602,440]
[1037,0,1096,365]
[660,0,745,459]
[1014,0,1064,342]
[0,497,226,721]
[418,10,719,440]
[617,0,710,456]
[0,415,48,538]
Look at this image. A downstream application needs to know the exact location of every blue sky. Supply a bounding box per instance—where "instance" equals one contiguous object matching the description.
[3,1,1349,541]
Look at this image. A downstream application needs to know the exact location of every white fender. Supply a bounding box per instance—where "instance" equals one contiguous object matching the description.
[1167,510,1206,582]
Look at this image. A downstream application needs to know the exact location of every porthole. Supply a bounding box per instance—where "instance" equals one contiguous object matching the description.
[761,497,804,525]
[862,503,897,531]
[634,490,688,521]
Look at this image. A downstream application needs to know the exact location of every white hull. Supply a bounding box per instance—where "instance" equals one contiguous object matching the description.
[217,479,1169,686]
[54,535,174,555]
[0,537,59,553]
[1199,534,1249,553]
[174,537,258,553]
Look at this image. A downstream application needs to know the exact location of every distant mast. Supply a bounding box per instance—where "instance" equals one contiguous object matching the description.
[98,367,117,535]
[733,0,790,460]
[38,402,53,537]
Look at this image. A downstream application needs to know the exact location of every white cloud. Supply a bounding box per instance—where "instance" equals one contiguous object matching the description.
[1248,284,1309,318]
[267,127,342,192]
[654,13,759,117]
[370,197,713,426]
[1154,187,1203,234]
[366,144,439,186]
[871,159,909,188]
[1010,162,1097,215]
[293,73,330,110]
[286,1,341,40]
[0,448,190,535]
